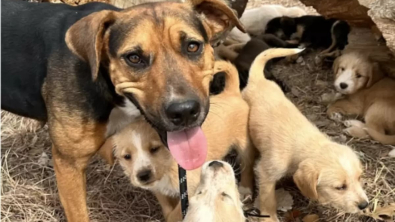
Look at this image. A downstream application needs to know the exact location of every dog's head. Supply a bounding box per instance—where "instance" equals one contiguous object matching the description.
[333,52,384,94]
[99,118,173,189]
[293,143,368,213]
[65,0,244,143]
[265,16,296,40]
[184,160,245,222]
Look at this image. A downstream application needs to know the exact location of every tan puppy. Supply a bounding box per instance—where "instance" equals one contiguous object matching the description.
[327,52,395,145]
[242,48,369,221]
[99,60,255,222]
[184,160,245,222]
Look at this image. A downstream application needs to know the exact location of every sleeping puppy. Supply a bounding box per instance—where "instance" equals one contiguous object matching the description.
[184,160,245,222]
[227,5,306,43]
[327,52,395,145]
[242,48,368,221]
[99,60,255,222]
[265,15,350,57]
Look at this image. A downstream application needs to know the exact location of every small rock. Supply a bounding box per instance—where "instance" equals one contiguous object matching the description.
[314,55,323,66]
[291,87,302,97]
[38,152,49,167]
[389,149,395,157]
[306,114,318,121]
[315,119,331,127]
[302,214,319,222]
[296,56,304,64]
[276,188,294,212]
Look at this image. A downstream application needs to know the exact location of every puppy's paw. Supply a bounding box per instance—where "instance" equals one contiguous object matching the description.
[329,112,343,122]
[343,119,365,128]
[344,126,369,139]
[238,186,253,203]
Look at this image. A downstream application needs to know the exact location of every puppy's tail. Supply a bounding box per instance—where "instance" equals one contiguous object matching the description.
[248,48,304,83]
[213,60,240,95]
[366,128,395,145]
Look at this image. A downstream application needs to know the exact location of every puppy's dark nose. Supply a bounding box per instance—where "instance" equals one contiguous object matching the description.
[137,169,152,183]
[340,83,348,89]
[209,161,223,170]
[165,100,200,126]
[358,201,368,210]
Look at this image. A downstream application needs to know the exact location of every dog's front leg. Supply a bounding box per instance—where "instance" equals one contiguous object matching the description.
[327,98,363,121]
[165,202,183,222]
[154,192,179,220]
[50,120,106,222]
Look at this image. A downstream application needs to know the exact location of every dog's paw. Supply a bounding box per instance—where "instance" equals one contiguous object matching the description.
[238,186,253,203]
[329,112,343,122]
[343,119,365,128]
[344,126,369,139]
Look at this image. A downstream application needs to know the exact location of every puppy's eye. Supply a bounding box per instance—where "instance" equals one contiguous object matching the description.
[221,192,230,198]
[356,73,362,78]
[340,67,345,72]
[187,42,200,53]
[124,154,131,160]
[150,146,161,154]
[197,191,202,195]
[335,184,347,190]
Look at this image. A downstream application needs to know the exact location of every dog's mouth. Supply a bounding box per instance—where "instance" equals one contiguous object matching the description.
[125,93,209,170]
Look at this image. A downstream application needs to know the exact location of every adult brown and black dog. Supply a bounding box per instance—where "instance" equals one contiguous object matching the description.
[1,0,244,221]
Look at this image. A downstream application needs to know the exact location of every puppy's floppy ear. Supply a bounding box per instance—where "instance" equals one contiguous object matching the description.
[293,159,320,200]
[333,56,340,77]
[66,10,117,81]
[366,61,384,87]
[191,0,245,44]
[98,137,116,165]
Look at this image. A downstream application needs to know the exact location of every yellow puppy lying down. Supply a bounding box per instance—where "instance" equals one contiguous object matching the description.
[242,48,369,221]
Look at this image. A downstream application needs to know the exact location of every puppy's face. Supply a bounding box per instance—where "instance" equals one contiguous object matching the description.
[294,144,368,213]
[333,53,380,94]
[185,161,245,222]
[66,0,244,142]
[112,120,172,189]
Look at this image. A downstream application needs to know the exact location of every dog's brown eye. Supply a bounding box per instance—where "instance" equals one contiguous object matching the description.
[150,146,161,154]
[335,184,347,190]
[127,54,141,64]
[356,73,362,78]
[187,42,200,53]
[124,154,131,160]
[340,67,345,72]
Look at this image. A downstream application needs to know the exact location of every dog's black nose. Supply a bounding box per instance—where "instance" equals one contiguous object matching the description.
[209,161,223,170]
[358,201,368,210]
[340,83,348,89]
[165,100,200,126]
[137,169,152,183]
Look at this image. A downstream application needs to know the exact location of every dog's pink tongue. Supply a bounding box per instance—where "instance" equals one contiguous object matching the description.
[167,127,207,170]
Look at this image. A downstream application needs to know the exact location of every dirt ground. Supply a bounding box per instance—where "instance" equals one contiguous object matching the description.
[1,0,394,222]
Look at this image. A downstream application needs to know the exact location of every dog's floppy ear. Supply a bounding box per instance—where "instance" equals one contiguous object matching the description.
[366,61,384,87]
[293,159,320,200]
[65,10,117,81]
[98,136,116,165]
[191,0,245,44]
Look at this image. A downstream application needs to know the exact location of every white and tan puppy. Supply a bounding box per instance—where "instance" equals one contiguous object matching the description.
[328,52,395,145]
[227,5,307,43]
[242,48,369,221]
[184,160,245,222]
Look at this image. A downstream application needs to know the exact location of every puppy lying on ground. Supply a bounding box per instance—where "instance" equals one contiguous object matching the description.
[99,61,255,222]
[265,15,350,58]
[327,52,395,145]
[184,160,245,222]
[242,48,369,221]
[227,5,306,44]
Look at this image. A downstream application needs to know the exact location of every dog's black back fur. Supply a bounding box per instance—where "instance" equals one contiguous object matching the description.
[1,0,121,121]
